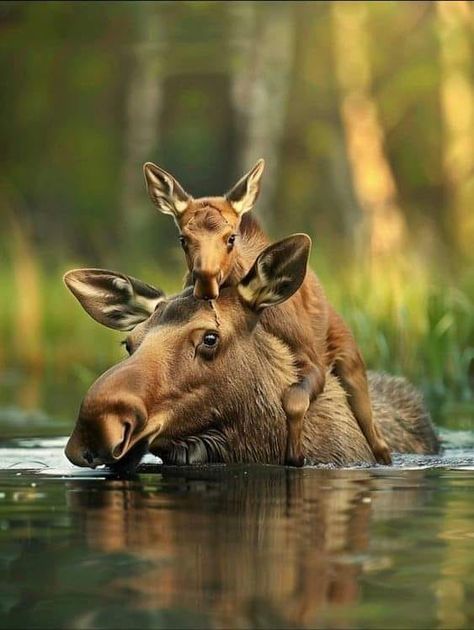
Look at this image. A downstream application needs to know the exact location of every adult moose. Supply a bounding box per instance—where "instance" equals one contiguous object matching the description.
[143,160,391,466]
[64,236,439,470]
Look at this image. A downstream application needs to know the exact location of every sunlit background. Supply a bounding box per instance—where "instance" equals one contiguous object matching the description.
[0,1,472,433]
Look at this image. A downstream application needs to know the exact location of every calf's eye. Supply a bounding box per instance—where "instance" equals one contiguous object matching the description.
[179,235,188,250]
[227,234,237,249]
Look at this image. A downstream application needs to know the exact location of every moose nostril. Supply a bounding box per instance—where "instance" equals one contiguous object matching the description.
[112,421,133,459]
[112,442,124,459]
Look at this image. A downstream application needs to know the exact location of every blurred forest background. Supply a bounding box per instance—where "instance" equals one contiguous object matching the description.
[0,1,473,433]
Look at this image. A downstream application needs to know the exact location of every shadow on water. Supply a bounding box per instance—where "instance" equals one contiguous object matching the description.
[1,437,474,628]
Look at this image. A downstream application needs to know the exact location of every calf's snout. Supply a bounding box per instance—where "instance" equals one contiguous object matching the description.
[193,269,221,300]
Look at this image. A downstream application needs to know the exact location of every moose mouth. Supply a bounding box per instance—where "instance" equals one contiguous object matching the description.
[149,427,229,466]
[108,418,165,473]
[110,438,149,475]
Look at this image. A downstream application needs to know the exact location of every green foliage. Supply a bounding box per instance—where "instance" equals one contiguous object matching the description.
[0,1,472,426]
[319,254,473,424]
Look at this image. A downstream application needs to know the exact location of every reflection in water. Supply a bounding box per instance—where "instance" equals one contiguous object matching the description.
[1,465,474,629]
[435,490,474,630]
[3,465,465,629]
[70,468,380,628]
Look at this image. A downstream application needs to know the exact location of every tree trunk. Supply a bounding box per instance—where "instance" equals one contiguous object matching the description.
[331,2,407,261]
[229,2,295,232]
[120,3,165,239]
[7,207,43,373]
[437,1,474,260]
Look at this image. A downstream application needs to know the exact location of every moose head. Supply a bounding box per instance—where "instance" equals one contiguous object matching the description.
[64,235,311,468]
[143,159,266,300]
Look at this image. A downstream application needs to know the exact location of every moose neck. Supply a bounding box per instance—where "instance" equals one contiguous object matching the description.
[221,328,294,464]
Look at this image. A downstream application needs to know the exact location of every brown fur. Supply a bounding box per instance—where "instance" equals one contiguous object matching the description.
[143,162,391,466]
[64,285,439,469]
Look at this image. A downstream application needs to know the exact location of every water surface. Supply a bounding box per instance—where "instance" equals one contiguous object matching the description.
[1,433,474,629]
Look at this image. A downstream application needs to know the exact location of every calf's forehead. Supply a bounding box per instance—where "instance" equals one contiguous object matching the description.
[181,199,238,235]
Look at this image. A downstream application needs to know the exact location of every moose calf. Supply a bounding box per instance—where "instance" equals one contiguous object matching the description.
[143,160,392,466]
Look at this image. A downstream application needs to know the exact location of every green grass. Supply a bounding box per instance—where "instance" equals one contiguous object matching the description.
[317,253,474,426]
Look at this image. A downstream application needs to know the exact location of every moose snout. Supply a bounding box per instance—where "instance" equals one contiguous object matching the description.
[65,397,147,468]
[193,269,222,300]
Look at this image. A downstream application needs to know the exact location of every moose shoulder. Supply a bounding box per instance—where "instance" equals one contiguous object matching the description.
[63,236,439,469]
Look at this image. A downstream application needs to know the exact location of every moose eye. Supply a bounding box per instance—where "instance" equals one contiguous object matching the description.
[203,332,219,347]
[198,331,220,359]
[227,234,237,249]
[179,235,188,250]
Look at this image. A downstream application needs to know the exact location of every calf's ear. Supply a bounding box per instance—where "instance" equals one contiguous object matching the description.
[63,269,165,331]
[143,162,191,219]
[237,234,311,312]
[225,159,265,216]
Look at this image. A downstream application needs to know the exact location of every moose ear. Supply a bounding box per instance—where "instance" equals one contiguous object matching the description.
[237,234,311,312]
[225,159,265,216]
[143,162,191,219]
[63,269,165,331]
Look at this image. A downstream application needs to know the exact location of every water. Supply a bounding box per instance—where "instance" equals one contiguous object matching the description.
[1,433,474,629]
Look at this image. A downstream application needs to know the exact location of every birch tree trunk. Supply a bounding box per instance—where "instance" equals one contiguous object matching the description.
[229,2,295,231]
[331,2,406,261]
[437,1,474,259]
[121,3,165,237]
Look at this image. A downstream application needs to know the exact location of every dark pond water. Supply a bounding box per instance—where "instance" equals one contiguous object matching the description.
[1,432,474,629]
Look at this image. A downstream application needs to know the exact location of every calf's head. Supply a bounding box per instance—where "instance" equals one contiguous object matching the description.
[143,159,265,300]
[64,235,310,468]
